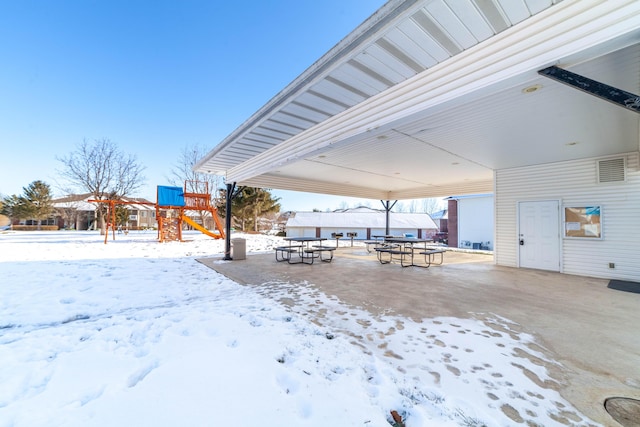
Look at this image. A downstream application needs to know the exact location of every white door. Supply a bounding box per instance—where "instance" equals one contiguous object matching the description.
[518,200,560,271]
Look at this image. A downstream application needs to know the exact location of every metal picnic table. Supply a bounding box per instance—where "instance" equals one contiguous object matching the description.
[275,237,333,264]
[375,237,444,268]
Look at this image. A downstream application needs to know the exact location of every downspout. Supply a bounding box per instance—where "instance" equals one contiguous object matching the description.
[224,182,236,260]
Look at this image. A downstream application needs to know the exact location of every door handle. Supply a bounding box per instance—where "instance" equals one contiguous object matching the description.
[519,239,524,246]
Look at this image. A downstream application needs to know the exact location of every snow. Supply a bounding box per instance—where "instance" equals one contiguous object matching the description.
[0,230,598,426]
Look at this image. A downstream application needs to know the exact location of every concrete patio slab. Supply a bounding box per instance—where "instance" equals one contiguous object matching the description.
[198,247,640,426]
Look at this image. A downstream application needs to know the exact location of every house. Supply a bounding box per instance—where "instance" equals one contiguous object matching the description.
[195,1,640,281]
[446,194,493,250]
[428,209,447,243]
[52,194,157,230]
[285,207,437,240]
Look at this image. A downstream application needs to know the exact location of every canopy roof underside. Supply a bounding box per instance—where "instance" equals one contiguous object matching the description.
[195,0,640,200]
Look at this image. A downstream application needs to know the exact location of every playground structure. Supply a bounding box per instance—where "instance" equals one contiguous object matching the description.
[156,182,225,242]
[91,181,225,244]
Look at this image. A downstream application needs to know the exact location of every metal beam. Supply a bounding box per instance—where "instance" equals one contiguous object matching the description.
[538,66,640,113]
[380,200,398,236]
[223,182,236,260]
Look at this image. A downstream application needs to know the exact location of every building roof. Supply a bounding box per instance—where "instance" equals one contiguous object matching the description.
[429,209,447,220]
[445,193,493,200]
[195,0,640,201]
[52,195,156,211]
[287,209,437,229]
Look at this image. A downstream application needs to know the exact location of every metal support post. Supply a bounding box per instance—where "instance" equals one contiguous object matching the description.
[380,200,398,236]
[224,182,236,260]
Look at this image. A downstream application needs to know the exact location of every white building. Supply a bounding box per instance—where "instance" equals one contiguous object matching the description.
[52,194,156,230]
[285,207,437,240]
[447,194,494,250]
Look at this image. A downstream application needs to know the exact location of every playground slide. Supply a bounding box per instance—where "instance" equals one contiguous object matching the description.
[181,215,223,239]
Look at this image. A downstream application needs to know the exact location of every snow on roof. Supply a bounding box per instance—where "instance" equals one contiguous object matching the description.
[430,209,447,220]
[287,211,437,229]
[51,195,155,211]
[333,206,384,213]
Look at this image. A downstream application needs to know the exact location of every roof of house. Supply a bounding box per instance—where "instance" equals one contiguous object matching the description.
[52,195,156,211]
[429,209,447,220]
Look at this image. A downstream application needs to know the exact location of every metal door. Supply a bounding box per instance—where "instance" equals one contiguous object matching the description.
[518,200,560,271]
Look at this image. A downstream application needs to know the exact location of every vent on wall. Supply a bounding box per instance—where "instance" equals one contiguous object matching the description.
[597,157,626,183]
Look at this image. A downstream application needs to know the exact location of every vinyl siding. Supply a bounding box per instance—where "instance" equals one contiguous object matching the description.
[458,196,494,250]
[496,153,640,281]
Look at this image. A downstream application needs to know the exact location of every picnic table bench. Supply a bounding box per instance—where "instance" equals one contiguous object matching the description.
[275,237,334,265]
[374,237,446,268]
[364,235,394,252]
[303,245,336,263]
[364,240,384,252]
[275,245,302,262]
[417,248,446,267]
[375,246,413,267]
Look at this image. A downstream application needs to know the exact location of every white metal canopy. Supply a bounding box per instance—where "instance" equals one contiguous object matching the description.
[195,0,640,200]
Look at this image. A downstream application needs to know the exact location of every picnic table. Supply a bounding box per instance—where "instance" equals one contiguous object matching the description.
[363,235,393,252]
[275,237,334,264]
[375,237,445,268]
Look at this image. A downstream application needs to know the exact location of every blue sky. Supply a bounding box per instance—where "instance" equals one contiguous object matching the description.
[0,0,425,211]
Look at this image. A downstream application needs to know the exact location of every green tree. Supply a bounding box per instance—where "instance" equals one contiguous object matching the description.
[23,181,54,229]
[57,139,146,234]
[114,205,130,227]
[1,194,28,220]
[221,187,280,232]
[1,181,55,229]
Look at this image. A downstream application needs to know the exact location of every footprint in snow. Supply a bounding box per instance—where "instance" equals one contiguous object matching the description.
[276,372,299,395]
[127,360,159,388]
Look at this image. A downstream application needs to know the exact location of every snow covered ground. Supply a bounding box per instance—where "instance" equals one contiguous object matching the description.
[0,230,598,426]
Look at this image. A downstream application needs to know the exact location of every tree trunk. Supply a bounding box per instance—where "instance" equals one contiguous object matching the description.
[99,213,106,235]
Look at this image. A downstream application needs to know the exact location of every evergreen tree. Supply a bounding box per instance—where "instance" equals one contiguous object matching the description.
[1,194,28,220]
[24,180,54,229]
[221,187,280,232]
[114,205,130,228]
[3,181,55,230]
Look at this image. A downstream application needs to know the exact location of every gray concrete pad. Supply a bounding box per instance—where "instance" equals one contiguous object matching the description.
[198,247,640,426]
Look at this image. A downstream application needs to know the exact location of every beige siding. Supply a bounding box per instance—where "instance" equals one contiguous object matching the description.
[496,153,640,280]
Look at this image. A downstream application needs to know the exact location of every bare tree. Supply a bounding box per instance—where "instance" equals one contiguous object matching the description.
[337,200,350,210]
[169,143,224,229]
[421,198,443,214]
[57,139,146,233]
